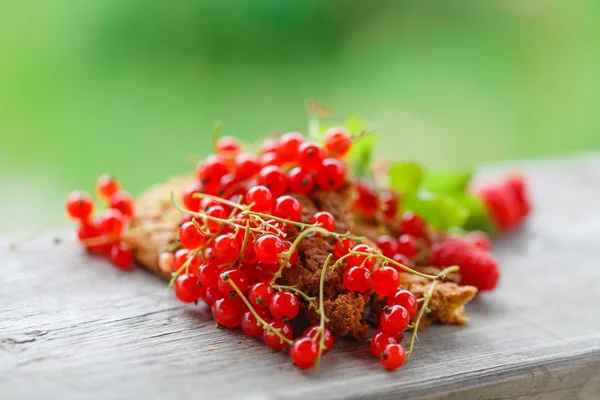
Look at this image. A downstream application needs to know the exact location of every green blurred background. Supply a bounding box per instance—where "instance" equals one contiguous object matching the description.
[1,0,599,234]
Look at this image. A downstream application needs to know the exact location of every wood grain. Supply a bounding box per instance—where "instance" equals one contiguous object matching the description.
[1,153,600,400]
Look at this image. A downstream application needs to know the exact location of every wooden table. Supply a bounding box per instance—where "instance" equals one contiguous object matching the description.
[2,154,600,400]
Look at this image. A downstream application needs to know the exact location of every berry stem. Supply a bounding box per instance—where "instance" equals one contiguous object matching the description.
[349,250,439,280]
[312,253,333,372]
[405,265,459,361]
[192,192,247,211]
[271,285,317,309]
[167,249,202,291]
[226,276,293,346]
[211,121,222,154]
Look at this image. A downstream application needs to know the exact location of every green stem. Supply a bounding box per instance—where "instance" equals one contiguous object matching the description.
[349,250,438,280]
[192,192,247,211]
[166,249,201,291]
[312,253,333,371]
[211,121,222,153]
[241,210,307,229]
[272,285,317,309]
[171,192,248,231]
[227,277,293,346]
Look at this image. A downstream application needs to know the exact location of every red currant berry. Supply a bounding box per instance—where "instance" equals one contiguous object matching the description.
[245,185,274,213]
[268,291,300,320]
[290,337,319,369]
[77,222,104,254]
[205,205,227,232]
[303,326,334,355]
[277,132,304,161]
[254,261,279,283]
[66,191,94,220]
[343,266,371,292]
[370,330,397,358]
[346,244,376,271]
[248,282,275,308]
[200,197,219,211]
[401,211,426,238]
[324,127,351,157]
[380,190,399,219]
[371,266,400,296]
[182,182,203,212]
[196,154,229,189]
[109,241,134,270]
[387,290,418,318]
[261,138,278,154]
[380,305,410,334]
[241,309,270,338]
[258,166,288,198]
[467,231,492,251]
[174,273,203,303]
[334,238,354,258]
[97,209,125,238]
[311,211,335,233]
[282,241,298,265]
[298,141,325,171]
[212,297,246,328]
[391,253,411,269]
[263,320,292,349]
[234,153,261,180]
[376,235,398,258]
[109,191,134,218]
[261,219,287,237]
[259,151,283,168]
[315,158,345,191]
[288,167,315,194]
[96,174,120,201]
[254,234,285,264]
[380,343,406,371]
[198,263,219,287]
[203,284,224,306]
[355,181,379,217]
[273,195,302,222]
[396,234,418,259]
[212,234,241,264]
[179,221,206,250]
[218,269,249,296]
[173,249,200,274]
[216,136,241,157]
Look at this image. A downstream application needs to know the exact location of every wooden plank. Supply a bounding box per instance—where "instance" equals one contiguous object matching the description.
[1,153,600,400]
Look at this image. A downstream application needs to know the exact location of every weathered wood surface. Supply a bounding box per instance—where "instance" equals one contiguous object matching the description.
[1,154,600,400]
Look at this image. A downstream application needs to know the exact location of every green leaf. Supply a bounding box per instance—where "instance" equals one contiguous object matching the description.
[402,192,469,230]
[422,170,473,194]
[347,133,375,179]
[453,193,496,234]
[389,161,425,196]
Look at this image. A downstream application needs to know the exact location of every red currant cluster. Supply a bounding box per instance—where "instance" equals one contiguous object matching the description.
[478,175,531,232]
[65,175,135,269]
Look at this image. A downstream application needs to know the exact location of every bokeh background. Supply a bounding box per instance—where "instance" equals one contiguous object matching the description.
[1,0,599,234]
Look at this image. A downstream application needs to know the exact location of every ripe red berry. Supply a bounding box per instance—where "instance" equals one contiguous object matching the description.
[311,211,335,233]
[303,326,335,355]
[198,263,219,287]
[298,141,325,171]
[277,132,304,161]
[109,191,134,218]
[290,337,319,369]
[273,195,303,222]
[380,190,399,219]
[97,209,125,238]
[213,234,241,264]
[245,185,274,213]
[254,261,279,283]
[380,305,410,334]
[343,266,371,292]
[346,244,376,271]
[396,234,418,259]
[173,249,200,274]
[174,273,203,303]
[212,297,246,328]
[371,266,400,296]
[254,234,285,264]
[216,136,241,157]
[77,222,104,254]
[387,290,418,318]
[205,205,227,232]
[260,138,278,154]
[268,291,300,320]
[259,151,283,168]
[391,253,411,269]
[282,240,298,265]
[248,282,275,308]
[109,241,134,270]
[66,191,94,220]
[203,284,224,306]
[218,268,249,296]
[258,166,288,198]
[380,343,406,371]
[400,211,426,238]
[234,153,261,180]
[324,127,351,157]
[263,320,293,349]
[431,238,500,291]
[241,309,270,338]
[179,221,206,250]
[370,330,398,358]
[334,238,354,258]
[315,158,345,190]
[96,174,120,201]
[376,235,398,258]
[355,181,379,218]
[287,167,314,194]
[467,230,492,251]
[196,154,230,191]
[182,182,203,212]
